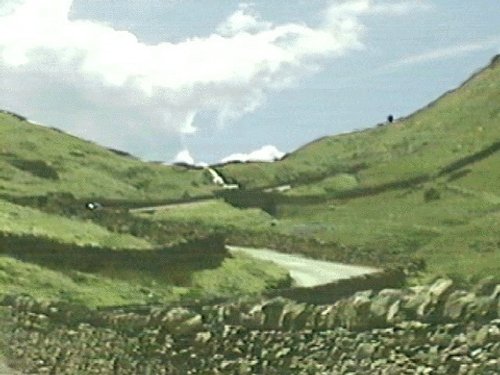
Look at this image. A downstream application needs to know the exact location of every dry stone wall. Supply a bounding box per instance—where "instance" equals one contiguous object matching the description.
[1,278,499,374]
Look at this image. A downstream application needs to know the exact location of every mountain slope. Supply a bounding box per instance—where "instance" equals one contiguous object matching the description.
[0,113,215,201]
[147,55,500,284]
[216,55,500,191]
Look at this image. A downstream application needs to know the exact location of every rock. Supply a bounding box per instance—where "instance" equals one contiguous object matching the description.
[429,279,454,300]
[339,291,372,330]
[403,287,430,318]
[470,325,490,347]
[314,305,335,330]
[402,279,454,322]
[285,304,310,330]
[425,278,454,319]
[370,289,404,324]
[443,291,477,321]
[464,296,496,321]
[491,284,500,300]
[355,343,376,359]
[472,277,498,296]
[387,300,402,324]
[161,308,203,336]
[240,304,264,329]
[262,298,287,330]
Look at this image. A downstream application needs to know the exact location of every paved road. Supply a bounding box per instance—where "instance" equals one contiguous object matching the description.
[129,199,215,213]
[228,246,379,287]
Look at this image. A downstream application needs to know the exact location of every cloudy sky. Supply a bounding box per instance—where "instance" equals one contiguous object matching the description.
[0,0,498,164]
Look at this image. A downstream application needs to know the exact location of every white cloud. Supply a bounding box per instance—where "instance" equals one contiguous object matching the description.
[173,149,195,165]
[221,145,285,163]
[0,0,428,158]
[386,36,500,68]
[217,3,272,36]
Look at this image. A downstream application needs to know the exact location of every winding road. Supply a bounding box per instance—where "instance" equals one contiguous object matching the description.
[227,246,380,287]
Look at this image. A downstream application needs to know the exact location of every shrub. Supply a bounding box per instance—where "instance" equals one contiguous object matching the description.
[423,188,440,202]
[9,159,59,180]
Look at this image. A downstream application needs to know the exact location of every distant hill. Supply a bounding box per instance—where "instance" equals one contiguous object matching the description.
[0,114,215,201]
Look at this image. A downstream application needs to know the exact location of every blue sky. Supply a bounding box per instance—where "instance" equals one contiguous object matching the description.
[0,0,499,164]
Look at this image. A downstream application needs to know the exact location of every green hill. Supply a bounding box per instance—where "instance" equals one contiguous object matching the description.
[0,113,289,308]
[152,55,500,285]
[216,55,500,192]
[0,55,498,310]
[0,113,215,201]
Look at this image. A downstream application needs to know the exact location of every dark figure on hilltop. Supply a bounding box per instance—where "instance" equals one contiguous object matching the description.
[387,114,394,123]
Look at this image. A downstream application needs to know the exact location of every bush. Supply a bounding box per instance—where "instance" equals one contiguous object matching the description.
[9,159,59,180]
[424,188,440,202]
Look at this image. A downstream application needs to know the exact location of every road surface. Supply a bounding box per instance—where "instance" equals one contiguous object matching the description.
[129,199,215,213]
[228,246,379,287]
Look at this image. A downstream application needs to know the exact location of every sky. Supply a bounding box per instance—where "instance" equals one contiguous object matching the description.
[0,0,499,164]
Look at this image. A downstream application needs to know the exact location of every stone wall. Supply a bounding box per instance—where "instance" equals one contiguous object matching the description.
[265,267,406,304]
[0,232,227,283]
[1,278,499,374]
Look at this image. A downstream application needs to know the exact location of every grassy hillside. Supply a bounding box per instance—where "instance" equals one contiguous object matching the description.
[0,198,289,307]
[217,55,500,191]
[1,55,498,312]
[0,251,289,307]
[0,199,152,249]
[0,112,215,201]
[0,114,293,307]
[148,55,500,285]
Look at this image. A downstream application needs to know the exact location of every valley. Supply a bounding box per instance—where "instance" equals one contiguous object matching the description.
[0,55,498,374]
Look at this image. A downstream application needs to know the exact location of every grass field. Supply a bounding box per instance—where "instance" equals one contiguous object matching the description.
[0,199,152,249]
[0,252,289,307]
